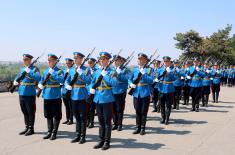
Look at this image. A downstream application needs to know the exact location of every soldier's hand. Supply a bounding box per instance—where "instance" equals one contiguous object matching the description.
[139,68,146,75]
[48,68,55,74]
[25,67,31,73]
[166,67,171,73]
[13,80,19,86]
[129,83,136,88]
[101,70,108,76]
[65,85,72,90]
[90,88,96,94]
[186,75,191,79]
[76,67,83,75]
[38,83,44,89]
[116,67,122,74]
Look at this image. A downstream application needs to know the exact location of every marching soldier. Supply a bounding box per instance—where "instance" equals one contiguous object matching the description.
[152,60,161,112]
[210,63,222,103]
[90,52,119,150]
[61,58,74,125]
[156,56,176,125]
[13,54,41,136]
[129,53,153,135]
[65,52,91,144]
[182,61,191,105]
[87,58,99,128]
[38,54,64,140]
[186,58,206,112]
[227,65,234,87]
[111,55,130,131]
[202,61,211,107]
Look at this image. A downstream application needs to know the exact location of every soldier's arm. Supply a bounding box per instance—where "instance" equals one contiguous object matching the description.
[50,70,64,83]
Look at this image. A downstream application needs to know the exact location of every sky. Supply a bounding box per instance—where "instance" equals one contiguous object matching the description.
[0,0,235,63]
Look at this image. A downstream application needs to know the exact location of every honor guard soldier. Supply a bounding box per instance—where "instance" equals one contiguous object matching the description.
[61,58,74,125]
[186,58,206,112]
[90,52,119,150]
[129,53,153,135]
[172,59,184,110]
[111,55,130,131]
[156,56,176,125]
[87,58,99,128]
[13,54,41,136]
[210,63,222,103]
[201,61,211,107]
[38,54,64,140]
[152,60,161,113]
[65,52,91,144]
[182,61,191,105]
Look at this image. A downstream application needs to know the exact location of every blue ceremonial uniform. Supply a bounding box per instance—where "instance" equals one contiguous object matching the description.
[201,68,212,106]
[172,67,183,110]
[211,69,222,103]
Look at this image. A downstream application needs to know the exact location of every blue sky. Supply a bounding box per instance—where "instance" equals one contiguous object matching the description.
[0,0,235,63]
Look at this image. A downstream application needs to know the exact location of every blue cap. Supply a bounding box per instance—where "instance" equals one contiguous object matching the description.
[173,59,179,64]
[88,58,96,62]
[99,52,112,59]
[73,52,85,58]
[163,56,171,61]
[193,58,200,62]
[138,53,148,59]
[65,58,73,62]
[23,54,34,59]
[48,54,58,59]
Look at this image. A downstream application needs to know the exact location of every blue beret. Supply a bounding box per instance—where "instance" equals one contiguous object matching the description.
[173,59,179,64]
[88,58,96,62]
[73,52,85,58]
[99,52,112,59]
[193,58,200,62]
[138,53,148,59]
[48,54,58,59]
[23,54,34,59]
[65,58,73,62]
[163,56,171,61]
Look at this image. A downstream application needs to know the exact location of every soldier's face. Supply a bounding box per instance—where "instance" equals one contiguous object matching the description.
[48,59,57,68]
[88,61,95,68]
[114,59,122,67]
[100,57,109,67]
[138,57,147,66]
[214,65,219,69]
[74,55,83,65]
[204,64,209,68]
[23,58,31,66]
[193,61,199,66]
[66,61,73,68]
[174,63,178,67]
[164,60,171,67]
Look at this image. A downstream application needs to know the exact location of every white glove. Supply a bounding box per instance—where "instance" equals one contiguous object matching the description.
[176,68,179,72]
[139,68,146,74]
[216,70,220,74]
[13,80,19,86]
[154,78,159,83]
[90,88,96,94]
[116,67,122,74]
[181,76,185,80]
[38,83,44,89]
[130,83,136,88]
[76,67,83,75]
[196,67,200,71]
[90,69,94,75]
[186,75,191,79]
[65,85,72,90]
[186,68,189,71]
[48,68,54,74]
[166,67,171,73]
[25,67,31,73]
[66,69,70,73]
[210,78,214,80]
[206,69,210,73]
[101,70,108,76]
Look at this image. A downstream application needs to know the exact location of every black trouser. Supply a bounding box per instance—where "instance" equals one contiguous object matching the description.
[183,85,190,105]
[133,96,150,129]
[228,78,233,87]
[152,88,160,111]
[96,103,113,142]
[173,86,182,109]
[190,87,202,110]
[19,96,36,129]
[62,97,73,122]
[202,86,210,106]
[113,92,126,127]
[71,99,87,136]
[159,93,174,121]
[211,84,220,102]
[87,101,96,126]
[44,99,62,133]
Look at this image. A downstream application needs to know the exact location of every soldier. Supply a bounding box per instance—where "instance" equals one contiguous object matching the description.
[156,56,176,125]
[61,58,74,125]
[210,63,222,103]
[172,59,184,110]
[227,65,234,87]
[129,53,153,135]
[152,60,161,113]
[87,58,99,128]
[182,61,191,105]
[111,55,130,131]
[90,52,119,150]
[13,54,41,136]
[186,58,206,112]
[65,52,91,144]
[201,61,211,107]
[38,54,64,140]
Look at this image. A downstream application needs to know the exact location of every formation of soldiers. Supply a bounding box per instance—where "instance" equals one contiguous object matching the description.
[9,50,235,150]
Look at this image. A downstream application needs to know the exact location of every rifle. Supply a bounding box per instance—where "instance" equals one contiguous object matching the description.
[128,50,157,95]
[64,47,96,98]
[36,55,63,97]
[87,49,122,103]
[9,53,45,93]
[119,51,135,69]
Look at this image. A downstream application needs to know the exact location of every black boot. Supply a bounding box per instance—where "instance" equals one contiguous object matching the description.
[43,119,53,139]
[19,126,28,135]
[133,115,141,134]
[25,126,34,136]
[195,100,199,112]
[71,123,81,143]
[19,115,29,135]
[176,99,180,110]
[140,116,146,135]
[216,93,219,103]
[112,113,118,130]
[165,107,171,125]
[202,95,205,107]
[212,93,216,103]
[62,120,69,124]
[79,122,86,144]
[205,95,209,107]
[25,114,35,136]
[117,113,123,131]
[67,120,73,125]
[160,105,165,124]
[50,119,60,140]
[102,127,111,150]
[88,112,94,128]
[191,100,195,111]
[94,127,105,149]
